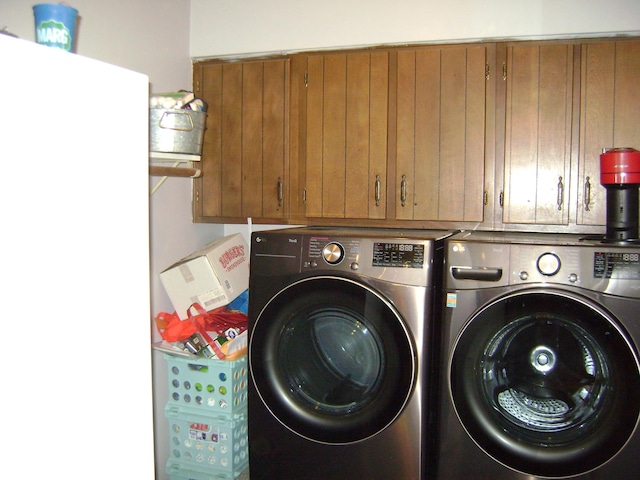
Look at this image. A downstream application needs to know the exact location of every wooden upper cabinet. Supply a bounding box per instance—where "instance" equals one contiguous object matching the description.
[189,36,638,231]
[193,58,289,222]
[578,39,640,226]
[304,51,389,219]
[502,42,574,225]
[394,45,490,223]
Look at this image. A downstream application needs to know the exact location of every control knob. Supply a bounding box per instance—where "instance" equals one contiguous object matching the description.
[537,252,561,276]
[322,242,344,265]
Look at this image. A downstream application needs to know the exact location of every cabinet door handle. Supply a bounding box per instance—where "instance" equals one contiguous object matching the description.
[584,176,591,212]
[375,175,381,206]
[277,177,283,207]
[557,176,564,211]
[400,175,407,207]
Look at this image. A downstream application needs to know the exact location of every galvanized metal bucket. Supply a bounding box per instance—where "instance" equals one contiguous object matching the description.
[150,108,206,155]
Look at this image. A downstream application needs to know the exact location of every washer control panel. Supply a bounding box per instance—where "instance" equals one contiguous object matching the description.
[512,245,581,286]
[594,251,640,280]
[446,232,640,297]
[511,245,640,297]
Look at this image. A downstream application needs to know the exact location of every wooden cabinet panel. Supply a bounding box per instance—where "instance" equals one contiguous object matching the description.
[395,45,488,222]
[262,61,289,217]
[193,59,289,222]
[503,43,574,225]
[222,63,243,217]
[578,39,640,226]
[197,63,223,217]
[305,51,389,219]
[396,48,438,220]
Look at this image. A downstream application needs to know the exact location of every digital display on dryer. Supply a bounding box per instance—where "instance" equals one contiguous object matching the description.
[373,243,424,268]
[594,252,640,279]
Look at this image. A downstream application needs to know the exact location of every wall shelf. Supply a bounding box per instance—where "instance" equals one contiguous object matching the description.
[149,165,201,178]
[150,152,201,162]
[149,151,202,195]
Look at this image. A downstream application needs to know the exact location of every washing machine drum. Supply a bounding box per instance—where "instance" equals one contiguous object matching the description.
[451,290,640,478]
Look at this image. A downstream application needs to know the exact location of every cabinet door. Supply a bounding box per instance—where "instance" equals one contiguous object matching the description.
[578,39,640,226]
[193,59,289,221]
[304,51,389,219]
[395,45,488,222]
[502,43,574,225]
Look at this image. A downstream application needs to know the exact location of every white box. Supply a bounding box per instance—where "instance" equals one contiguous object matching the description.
[160,234,249,319]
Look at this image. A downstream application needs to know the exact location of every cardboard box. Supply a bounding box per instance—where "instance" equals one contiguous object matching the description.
[160,234,249,319]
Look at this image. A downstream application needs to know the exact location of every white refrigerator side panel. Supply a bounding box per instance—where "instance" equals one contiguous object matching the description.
[0,35,153,479]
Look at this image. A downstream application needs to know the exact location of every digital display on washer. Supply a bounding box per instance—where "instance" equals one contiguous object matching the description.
[373,243,424,268]
[594,251,640,279]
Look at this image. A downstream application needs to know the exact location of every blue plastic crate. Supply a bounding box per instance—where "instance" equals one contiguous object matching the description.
[164,353,248,414]
[165,404,248,478]
[167,460,244,480]
[167,460,248,480]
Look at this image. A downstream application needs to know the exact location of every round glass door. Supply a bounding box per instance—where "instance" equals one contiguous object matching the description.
[451,290,640,477]
[249,276,416,444]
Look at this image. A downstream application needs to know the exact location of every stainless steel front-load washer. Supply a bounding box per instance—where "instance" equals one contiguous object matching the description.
[434,231,640,479]
[247,227,453,480]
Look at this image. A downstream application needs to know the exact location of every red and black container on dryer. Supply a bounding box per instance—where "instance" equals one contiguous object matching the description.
[600,147,640,243]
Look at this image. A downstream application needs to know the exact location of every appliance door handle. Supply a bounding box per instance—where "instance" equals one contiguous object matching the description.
[451,266,503,282]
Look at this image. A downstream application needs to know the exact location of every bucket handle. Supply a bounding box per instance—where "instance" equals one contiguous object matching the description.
[158,110,195,132]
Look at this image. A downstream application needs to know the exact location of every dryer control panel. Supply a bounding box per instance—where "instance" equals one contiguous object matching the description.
[303,234,431,286]
[372,242,425,268]
[251,227,449,287]
[314,239,426,268]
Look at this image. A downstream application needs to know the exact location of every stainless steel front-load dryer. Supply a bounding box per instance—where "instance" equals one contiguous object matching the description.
[247,227,452,480]
[434,231,640,479]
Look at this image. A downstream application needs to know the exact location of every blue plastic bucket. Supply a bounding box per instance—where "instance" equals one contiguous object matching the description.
[33,3,78,52]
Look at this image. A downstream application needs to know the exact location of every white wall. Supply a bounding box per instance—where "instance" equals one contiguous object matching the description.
[190,0,640,58]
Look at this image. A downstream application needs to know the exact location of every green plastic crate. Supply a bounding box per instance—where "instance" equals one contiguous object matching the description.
[165,404,248,479]
[167,460,248,480]
[165,353,248,414]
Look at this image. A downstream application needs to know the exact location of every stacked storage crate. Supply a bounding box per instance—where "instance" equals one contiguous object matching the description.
[164,352,249,479]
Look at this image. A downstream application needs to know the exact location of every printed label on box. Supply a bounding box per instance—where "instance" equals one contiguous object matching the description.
[179,263,195,283]
[217,244,247,273]
[198,289,228,310]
